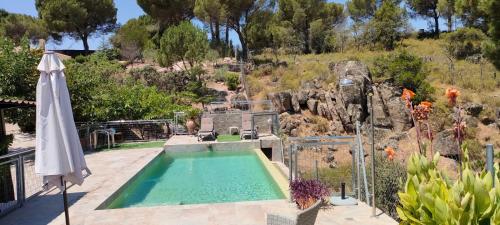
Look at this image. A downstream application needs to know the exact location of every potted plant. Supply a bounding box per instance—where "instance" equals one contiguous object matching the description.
[267,179,329,225]
[185,109,201,135]
[290,179,330,210]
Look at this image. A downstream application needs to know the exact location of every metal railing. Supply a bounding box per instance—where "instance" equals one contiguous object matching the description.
[76,119,172,151]
[0,149,43,217]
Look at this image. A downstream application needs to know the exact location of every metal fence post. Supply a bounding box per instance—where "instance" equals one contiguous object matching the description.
[486,144,495,187]
[351,143,356,199]
[294,144,298,180]
[288,144,294,202]
[315,160,319,181]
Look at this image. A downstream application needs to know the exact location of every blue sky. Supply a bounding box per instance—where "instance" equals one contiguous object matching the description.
[0,0,443,50]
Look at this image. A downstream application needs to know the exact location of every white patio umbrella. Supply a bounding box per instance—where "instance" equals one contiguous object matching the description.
[35,52,91,225]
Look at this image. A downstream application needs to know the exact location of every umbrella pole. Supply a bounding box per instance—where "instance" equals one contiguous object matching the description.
[61,176,70,225]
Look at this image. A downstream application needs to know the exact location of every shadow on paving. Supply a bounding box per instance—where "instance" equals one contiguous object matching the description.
[0,191,86,225]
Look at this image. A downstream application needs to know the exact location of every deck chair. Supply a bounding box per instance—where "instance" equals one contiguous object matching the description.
[240,113,258,140]
[197,117,215,141]
[266,200,322,225]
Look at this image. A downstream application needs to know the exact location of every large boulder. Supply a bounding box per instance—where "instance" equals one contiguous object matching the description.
[267,91,293,113]
[464,103,483,117]
[307,99,318,114]
[291,92,301,112]
[317,102,331,119]
[433,130,459,158]
[330,61,370,108]
[370,83,412,132]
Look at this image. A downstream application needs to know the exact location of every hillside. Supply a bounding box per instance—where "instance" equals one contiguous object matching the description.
[245,37,500,174]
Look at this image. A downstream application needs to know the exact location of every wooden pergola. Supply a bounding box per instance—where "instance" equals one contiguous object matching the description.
[0,98,36,137]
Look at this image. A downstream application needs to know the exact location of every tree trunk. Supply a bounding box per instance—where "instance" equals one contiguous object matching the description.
[209,20,215,42]
[214,20,221,45]
[433,10,440,37]
[303,27,311,54]
[82,35,89,52]
[234,24,248,60]
[447,15,453,31]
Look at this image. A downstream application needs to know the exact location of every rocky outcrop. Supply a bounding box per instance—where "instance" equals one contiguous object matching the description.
[370,83,412,132]
[267,60,415,137]
[433,130,459,157]
[267,91,293,113]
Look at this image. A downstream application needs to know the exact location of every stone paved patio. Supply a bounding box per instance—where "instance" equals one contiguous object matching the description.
[0,147,396,225]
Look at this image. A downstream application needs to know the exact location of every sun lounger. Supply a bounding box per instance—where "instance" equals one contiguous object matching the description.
[198,117,215,141]
[240,113,258,139]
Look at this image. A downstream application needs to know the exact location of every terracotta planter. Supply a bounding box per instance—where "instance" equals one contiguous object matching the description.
[186,119,197,135]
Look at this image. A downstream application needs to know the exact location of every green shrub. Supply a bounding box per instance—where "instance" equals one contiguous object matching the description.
[397,151,500,225]
[225,72,240,91]
[0,134,14,202]
[369,154,407,220]
[0,37,41,132]
[442,28,486,59]
[214,67,228,82]
[372,50,434,102]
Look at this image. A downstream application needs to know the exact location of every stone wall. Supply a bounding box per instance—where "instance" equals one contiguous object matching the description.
[203,112,274,135]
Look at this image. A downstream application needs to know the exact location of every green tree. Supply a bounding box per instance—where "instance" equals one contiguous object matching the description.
[112,16,156,62]
[370,1,408,50]
[437,0,455,31]
[442,27,486,59]
[158,21,209,75]
[0,37,41,132]
[112,16,155,52]
[277,0,344,53]
[483,0,500,69]
[35,0,117,51]
[220,0,275,60]
[347,0,377,22]
[137,0,195,31]
[405,0,440,36]
[0,12,50,45]
[245,10,274,52]
[194,0,225,45]
[455,0,490,32]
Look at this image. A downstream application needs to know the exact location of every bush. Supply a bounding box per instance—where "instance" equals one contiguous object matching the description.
[369,154,407,220]
[397,152,500,225]
[214,67,228,82]
[442,28,486,59]
[372,50,434,102]
[225,72,240,91]
[0,37,41,131]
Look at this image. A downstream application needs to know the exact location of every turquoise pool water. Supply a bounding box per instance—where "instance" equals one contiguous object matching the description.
[105,150,285,208]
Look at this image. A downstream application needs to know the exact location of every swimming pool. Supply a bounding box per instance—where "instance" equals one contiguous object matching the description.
[102,150,286,209]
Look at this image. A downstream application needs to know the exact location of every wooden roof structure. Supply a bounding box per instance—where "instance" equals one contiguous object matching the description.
[0,98,36,109]
[0,98,36,136]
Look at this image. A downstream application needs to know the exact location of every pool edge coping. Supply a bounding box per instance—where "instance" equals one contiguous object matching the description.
[252,149,290,200]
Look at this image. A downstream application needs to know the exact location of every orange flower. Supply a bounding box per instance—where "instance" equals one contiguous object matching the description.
[419,101,432,109]
[445,88,460,106]
[401,88,416,101]
[385,147,396,160]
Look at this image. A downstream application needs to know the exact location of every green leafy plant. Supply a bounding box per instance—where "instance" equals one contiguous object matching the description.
[442,28,486,59]
[397,151,500,225]
[369,154,407,220]
[225,72,240,91]
[0,134,14,203]
[372,50,434,103]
